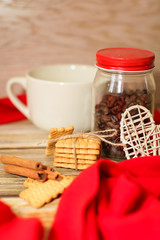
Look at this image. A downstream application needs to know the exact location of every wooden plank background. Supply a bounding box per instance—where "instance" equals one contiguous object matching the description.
[0,120,79,196]
[0,120,80,239]
[0,0,160,105]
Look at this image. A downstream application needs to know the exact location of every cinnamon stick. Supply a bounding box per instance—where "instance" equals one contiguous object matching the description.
[4,165,47,182]
[44,170,60,180]
[42,165,55,172]
[0,155,43,170]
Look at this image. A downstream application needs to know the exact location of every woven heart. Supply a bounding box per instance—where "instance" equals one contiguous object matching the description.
[120,105,160,159]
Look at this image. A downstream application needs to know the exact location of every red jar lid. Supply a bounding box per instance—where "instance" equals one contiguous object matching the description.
[96,48,155,71]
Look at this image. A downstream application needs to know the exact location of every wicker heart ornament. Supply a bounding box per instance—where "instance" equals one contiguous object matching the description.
[120,105,160,159]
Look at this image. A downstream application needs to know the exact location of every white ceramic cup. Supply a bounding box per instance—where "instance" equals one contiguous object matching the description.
[7,64,96,132]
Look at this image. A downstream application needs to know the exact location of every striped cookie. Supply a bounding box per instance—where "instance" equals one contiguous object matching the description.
[54,152,98,160]
[54,156,96,164]
[20,176,74,208]
[49,126,74,139]
[55,138,101,149]
[45,126,74,156]
[53,162,92,170]
[55,147,101,155]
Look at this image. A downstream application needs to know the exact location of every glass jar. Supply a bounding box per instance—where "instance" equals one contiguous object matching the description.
[91,48,156,161]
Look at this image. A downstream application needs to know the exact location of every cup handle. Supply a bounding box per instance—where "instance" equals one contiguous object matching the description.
[6,77,30,119]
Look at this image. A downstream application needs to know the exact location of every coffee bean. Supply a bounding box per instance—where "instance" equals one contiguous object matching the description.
[94,90,152,161]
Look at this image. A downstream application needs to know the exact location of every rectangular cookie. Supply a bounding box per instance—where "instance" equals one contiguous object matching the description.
[54,156,96,164]
[53,162,92,170]
[45,126,74,156]
[20,176,74,208]
[54,152,98,160]
[55,138,101,149]
[54,147,101,155]
[49,126,74,139]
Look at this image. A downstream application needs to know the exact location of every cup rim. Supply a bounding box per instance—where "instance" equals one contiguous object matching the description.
[27,64,96,85]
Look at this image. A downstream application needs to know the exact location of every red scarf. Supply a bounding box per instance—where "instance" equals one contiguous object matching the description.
[49,156,160,240]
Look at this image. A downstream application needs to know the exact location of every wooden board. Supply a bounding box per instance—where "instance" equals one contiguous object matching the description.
[0,120,80,239]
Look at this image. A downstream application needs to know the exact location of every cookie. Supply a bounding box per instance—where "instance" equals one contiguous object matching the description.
[49,126,74,139]
[55,147,101,155]
[54,152,98,160]
[20,176,74,208]
[55,138,101,149]
[53,162,92,170]
[45,126,74,156]
[54,156,96,164]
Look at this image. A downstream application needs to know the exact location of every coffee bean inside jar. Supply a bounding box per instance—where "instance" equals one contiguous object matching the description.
[92,48,156,161]
[94,90,153,160]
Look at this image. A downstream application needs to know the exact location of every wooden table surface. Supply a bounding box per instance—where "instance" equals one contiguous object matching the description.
[0,120,79,239]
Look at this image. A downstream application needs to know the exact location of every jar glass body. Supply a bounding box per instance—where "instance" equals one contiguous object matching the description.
[91,68,156,161]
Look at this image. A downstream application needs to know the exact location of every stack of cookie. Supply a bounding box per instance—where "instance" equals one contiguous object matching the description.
[54,138,101,170]
[45,126,102,170]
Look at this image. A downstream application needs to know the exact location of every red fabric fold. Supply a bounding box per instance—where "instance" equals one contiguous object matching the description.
[0,200,44,240]
[49,156,160,240]
[0,94,27,124]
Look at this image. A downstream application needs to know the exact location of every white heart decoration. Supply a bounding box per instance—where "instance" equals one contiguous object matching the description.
[120,105,160,159]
